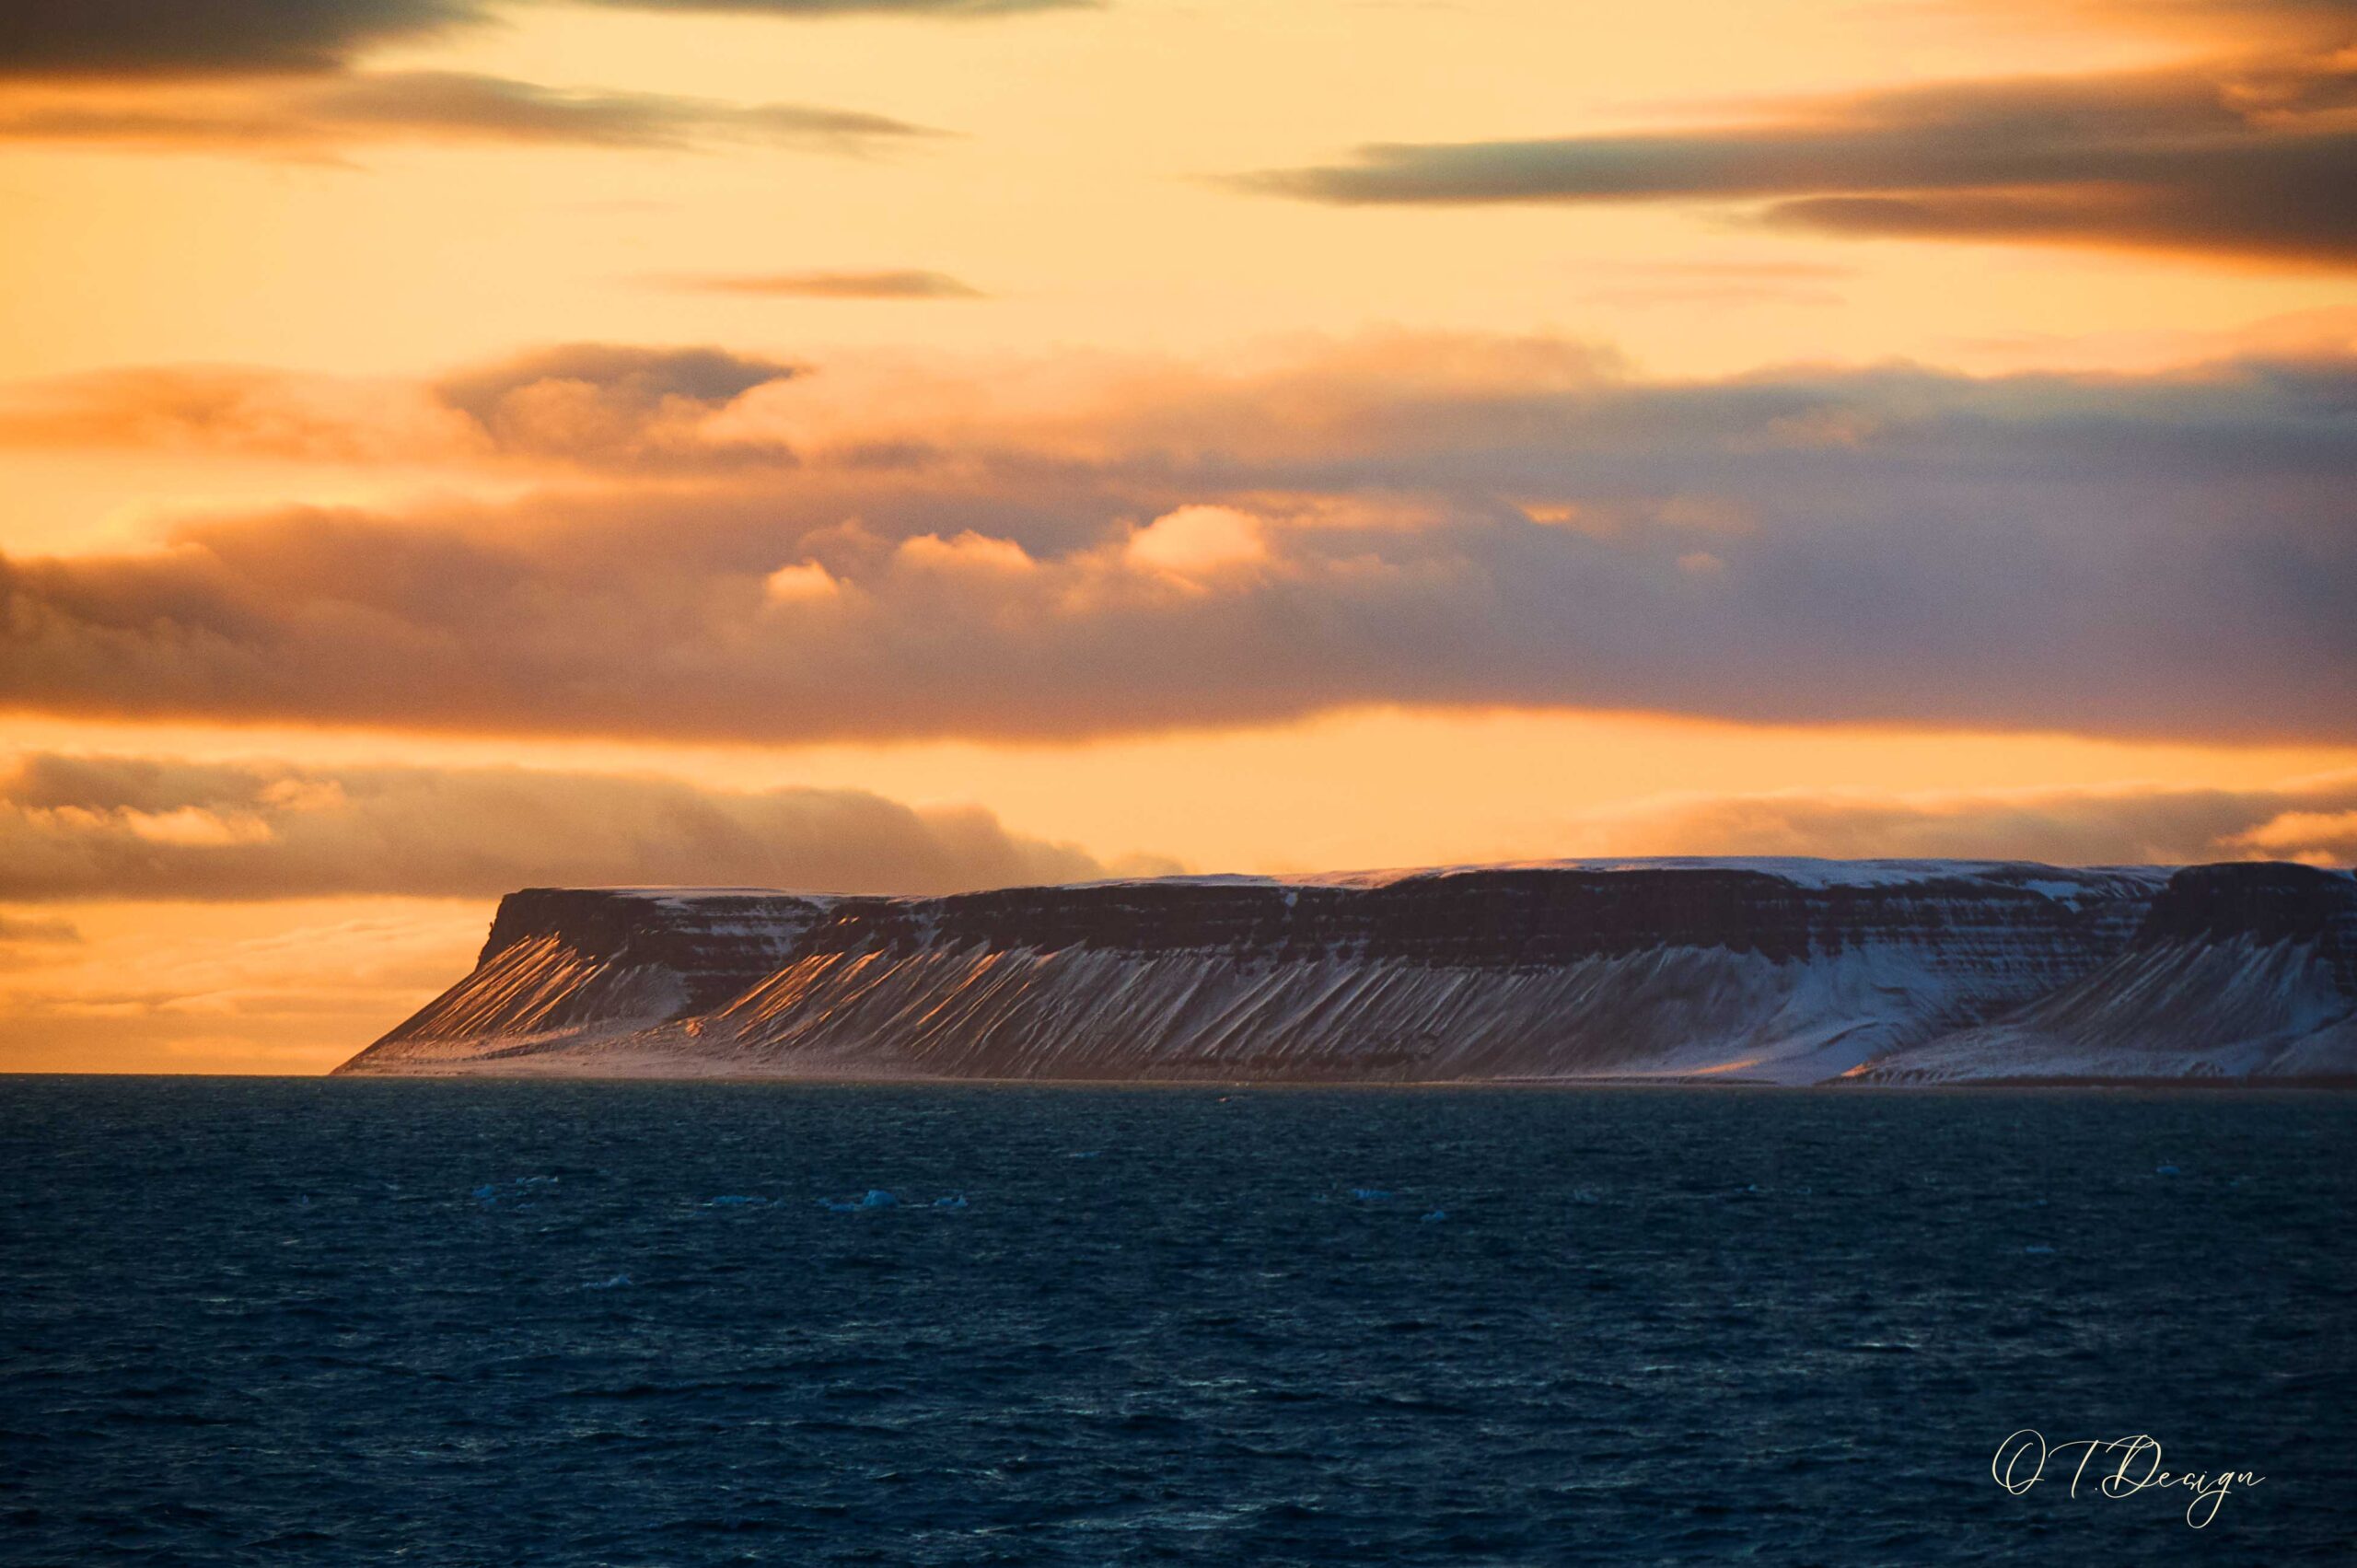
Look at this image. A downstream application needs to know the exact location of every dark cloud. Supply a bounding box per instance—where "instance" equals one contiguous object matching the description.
[1,336,2350,746]
[656,270,987,298]
[1238,52,2357,266]
[0,754,1126,900]
[0,1,475,79]
[0,343,800,468]
[0,0,1086,80]
[0,71,940,156]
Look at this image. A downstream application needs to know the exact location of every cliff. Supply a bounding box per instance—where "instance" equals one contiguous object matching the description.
[333,859,2357,1085]
[1852,862,2357,1083]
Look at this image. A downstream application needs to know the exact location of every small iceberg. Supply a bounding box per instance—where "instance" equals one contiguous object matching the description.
[703,1194,766,1208]
[473,1176,560,1205]
[2154,1164,2183,1178]
[1420,1209,1447,1224]
[934,1194,969,1210]
[585,1272,633,1291]
[820,1189,900,1212]
[1351,1188,1393,1202]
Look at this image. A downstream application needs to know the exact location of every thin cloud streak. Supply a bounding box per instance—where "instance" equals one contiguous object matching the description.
[656,270,987,298]
[0,914,81,944]
[0,71,942,157]
[589,0,1094,13]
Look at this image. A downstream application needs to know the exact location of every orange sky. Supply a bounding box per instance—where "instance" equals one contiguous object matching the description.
[2,0,2351,1071]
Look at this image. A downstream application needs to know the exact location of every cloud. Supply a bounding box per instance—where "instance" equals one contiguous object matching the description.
[1124,505,1269,582]
[655,269,987,298]
[1951,0,2357,49]
[0,333,2350,746]
[0,1,476,79]
[1585,775,2357,867]
[0,71,941,157]
[762,560,845,603]
[1237,49,2357,267]
[0,913,81,944]
[0,0,1086,80]
[0,343,800,468]
[2230,807,2357,860]
[429,343,803,463]
[0,900,491,1073]
[0,753,1136,900]
[585,0,1093,15]
[434,343,798,416]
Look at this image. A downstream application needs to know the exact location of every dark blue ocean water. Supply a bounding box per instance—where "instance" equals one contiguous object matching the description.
[1,1080,2350,1566]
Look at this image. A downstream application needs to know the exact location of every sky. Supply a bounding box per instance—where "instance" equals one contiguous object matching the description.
[1,0,2352,1071]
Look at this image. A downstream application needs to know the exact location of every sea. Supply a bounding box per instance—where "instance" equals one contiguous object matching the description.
[1,1078,2350,1566]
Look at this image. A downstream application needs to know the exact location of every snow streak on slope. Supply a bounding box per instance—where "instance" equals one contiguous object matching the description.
[694,942,2049,1084]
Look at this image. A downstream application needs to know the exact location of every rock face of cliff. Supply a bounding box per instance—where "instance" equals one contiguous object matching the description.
[352,889,831,1070]
[333,859,2357,1085]
[1853,862,2357,1083]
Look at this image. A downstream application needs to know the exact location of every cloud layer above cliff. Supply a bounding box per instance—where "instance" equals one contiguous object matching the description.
[3,333,2351,747]
[1590,775,2357,867]
[0,753,1127,901]
[3,749,2347,918]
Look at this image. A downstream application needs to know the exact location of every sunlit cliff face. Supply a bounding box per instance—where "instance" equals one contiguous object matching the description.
[1,0,2352,1069]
